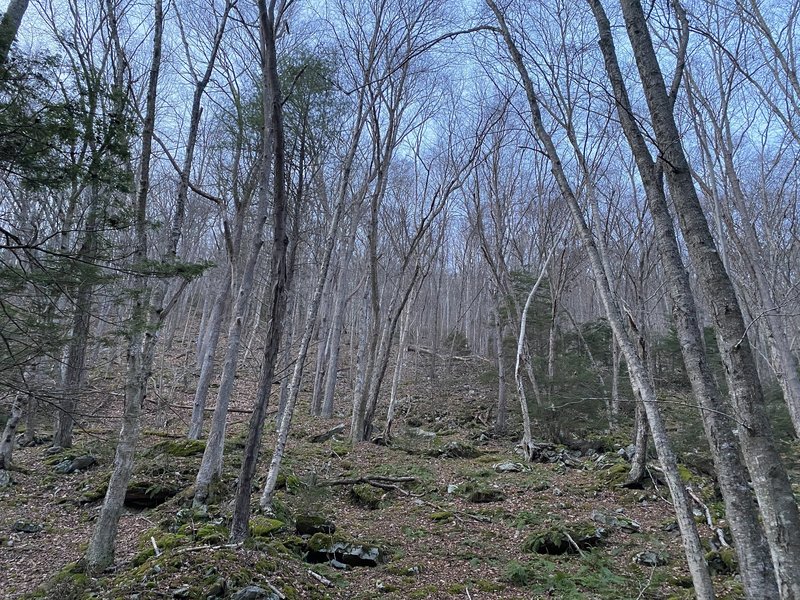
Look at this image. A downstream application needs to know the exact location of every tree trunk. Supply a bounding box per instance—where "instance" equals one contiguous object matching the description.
[0,0,29,67]
[0,394,22,469]
[260,184,347,509]
[187,274,230,440]
[618,1,800,594]
[486,3,715,595]
[493,298,507,435]
[228,0,289,542]
[588,3,781,594]
[85,0,164,571]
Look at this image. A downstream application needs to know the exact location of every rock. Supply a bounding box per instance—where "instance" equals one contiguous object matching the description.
[124,481,181,509]
[437,440,480,459]
[350,483,382,509]
[305,534,385,567]
[591,510,640,533]
[494,462,526,473]
[446,484,459,494]
[634,551,667,567]
[55,454,96,474]
[45,446,64,456]
[406,426,436,439]
[329,558,350,570]
[296,515,336,536]
[523,525,606,555]
[0,469,11,488]
[12,521,41,533]
[249,517,284,538]
[309,424,346,443]
[172,586,191,598]
[467,487,506,503]
[230,586,279,600]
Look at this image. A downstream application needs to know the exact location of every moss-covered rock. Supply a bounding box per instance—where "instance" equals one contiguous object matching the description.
[350,483,383,509]
[295,514,335,535]
[467,486,506,503]
[196,523,228,543]
[430,511,453,522]
[250,517,284,538]
[523,524,605,555]
[706,547,737,575]
[153,438,206,457]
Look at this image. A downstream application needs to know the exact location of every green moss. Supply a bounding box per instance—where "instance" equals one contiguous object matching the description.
[153,438,206,457]
[604,462,631,484]
[196,523,228,543]
[331,440,352,456]
[33,563,89,600]
[350,483,383,509]
[430,511,453,522]
[474,579,504,592]
[250,517,285,538]
[307,532,334,552]
[409,584,439,598]
[677,464,694,483]
[706,547,737,575]
[255,557,278,573]
[523,524,604,555]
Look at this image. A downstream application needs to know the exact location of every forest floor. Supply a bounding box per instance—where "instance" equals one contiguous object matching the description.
[0,360,786,600]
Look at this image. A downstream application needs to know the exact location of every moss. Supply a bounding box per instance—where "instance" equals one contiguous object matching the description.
[677,464,694,483]
[430,511,453,522]
[409,584,439,598]
[706,547,737,575]
[152,438,206,457]
[196,523,228,543]
[466,486,506,503]
[331,440,352,456]
[33,563,89,600]
[307,532,334,552]
[351,483,383,509]
[250,517,285,538]
[523,524,604,555]
[604,462,631,484]
[254,557,278,573]
[474,579,504,592]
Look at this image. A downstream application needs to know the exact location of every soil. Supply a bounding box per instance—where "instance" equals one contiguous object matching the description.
[0,359,749,600]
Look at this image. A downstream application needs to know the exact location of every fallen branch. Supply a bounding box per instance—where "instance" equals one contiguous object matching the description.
[687,486,729,548]
[564,531,586,557]
[173,542,242,555]
[317,475,416,487]
[308,569,333,587]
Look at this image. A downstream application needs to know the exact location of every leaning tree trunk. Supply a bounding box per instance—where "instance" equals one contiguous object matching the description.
[493,293,508,435]
[260,184,348,508]
[618,1,800,595]
[187,274,230,440]
[0,0,29,67]
[588,2,780,594]
[487,3,715,595]
[228,0,288,542]
[85,0,167,571]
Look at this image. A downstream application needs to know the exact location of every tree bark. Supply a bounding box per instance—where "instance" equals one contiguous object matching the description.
[617,1,800,595]
[587,2,780,594]
[0,0,29,67]
[486,3,715,595]
[228,0,289,542]
[85,0,164,571]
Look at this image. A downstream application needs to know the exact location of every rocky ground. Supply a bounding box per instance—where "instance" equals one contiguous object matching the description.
[0,364,757,600]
